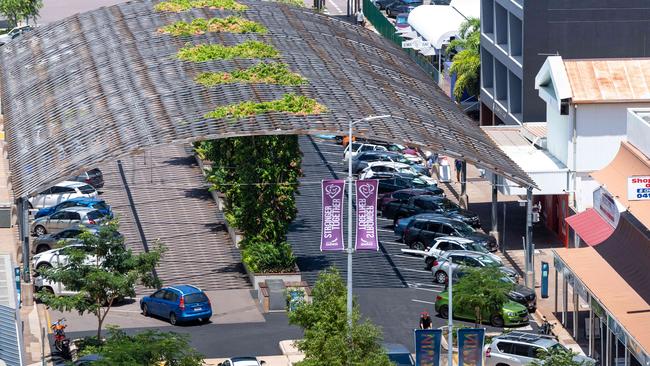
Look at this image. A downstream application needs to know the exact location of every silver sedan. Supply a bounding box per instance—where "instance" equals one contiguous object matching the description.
[430,250,518,284]
[31,207,107,237]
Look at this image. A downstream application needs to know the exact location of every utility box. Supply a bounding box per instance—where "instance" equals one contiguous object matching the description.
[266,279,286,311]
[0,203,12,228]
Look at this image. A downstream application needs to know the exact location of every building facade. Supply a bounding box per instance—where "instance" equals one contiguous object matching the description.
[480,0,650,126]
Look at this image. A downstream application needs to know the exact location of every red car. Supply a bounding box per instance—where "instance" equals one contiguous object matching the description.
[378,188,443,211]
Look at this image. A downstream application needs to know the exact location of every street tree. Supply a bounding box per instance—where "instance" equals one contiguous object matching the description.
[453,267,512,326]
[530,346,592,366]
[0,0,43,27]
[80,327,204,366]
[288,267,393,366]
[38,221,164,340]
[446,18,480,101]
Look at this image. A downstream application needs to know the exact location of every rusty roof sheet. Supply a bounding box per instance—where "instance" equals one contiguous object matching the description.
[564,58,650,103]
[0,0,534,197]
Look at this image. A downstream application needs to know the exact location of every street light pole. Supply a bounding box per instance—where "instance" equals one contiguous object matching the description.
[345,114,391,332]
[447,261,453,366]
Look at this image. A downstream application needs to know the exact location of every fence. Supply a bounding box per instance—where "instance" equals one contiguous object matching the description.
[363,0,440,83]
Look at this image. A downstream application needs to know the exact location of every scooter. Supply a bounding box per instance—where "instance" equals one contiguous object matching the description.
[539,315,554,336]
[51,318,71,359]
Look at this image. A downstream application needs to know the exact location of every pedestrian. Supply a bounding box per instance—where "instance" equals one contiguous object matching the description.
[454,159,463,183]
[355,9,365,27]
[428,152,438,177]
[419,311,432,330]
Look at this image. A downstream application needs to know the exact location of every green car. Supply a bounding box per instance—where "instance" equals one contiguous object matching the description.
[434,292,529,327]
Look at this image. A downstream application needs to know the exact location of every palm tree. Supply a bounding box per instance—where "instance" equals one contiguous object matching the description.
[447,18,480,101]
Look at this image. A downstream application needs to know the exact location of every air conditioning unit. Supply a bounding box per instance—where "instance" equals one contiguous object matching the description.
[0,202,12,228]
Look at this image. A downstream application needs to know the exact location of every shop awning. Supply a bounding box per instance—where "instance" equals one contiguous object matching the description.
[407,5,465,50]
[565,208,614,246]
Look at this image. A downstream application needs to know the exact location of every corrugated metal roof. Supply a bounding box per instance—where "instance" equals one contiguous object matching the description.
[0,254,21,366]
[0,0,535,197]
[564,58,650,103]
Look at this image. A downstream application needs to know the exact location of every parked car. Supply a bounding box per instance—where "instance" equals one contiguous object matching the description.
[378,188,443,211]
[34,276,78,297]
[395,13,410,30]
[0,25,33,45]
[399,215,496,251]
[430,251,517,284]
[377,173,443,196]
[384,343,415,366]
[34,197,112,219]
[70,168,104,189]
[403,235,492,257]
[352,151,428,176]
[484,332,595,366]
[31,207,107,236]
[32,243,97,274]
[386,0,422,18]
[31,225,121,254]
[435,290,529,327]
[375,0,397,10]
[448,270,537,313]
[383,195,481,228]
[73,354,104,366]
[218,357,267,366]
[360,162,436,185]
[344,142,387,161]
[140,285,212,325]
[28,181,98,209]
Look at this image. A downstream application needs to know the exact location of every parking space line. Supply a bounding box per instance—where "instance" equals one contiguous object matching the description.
[407,282,442,289]
[320,151,343,156]
[393,254,422,260]
[412,299,436,305]
[398,267,430,274]
[380,241,405,247]
[313,141,340,147]
[378,228,396,233]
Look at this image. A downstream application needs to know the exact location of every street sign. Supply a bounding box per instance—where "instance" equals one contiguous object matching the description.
[541,261,549,298]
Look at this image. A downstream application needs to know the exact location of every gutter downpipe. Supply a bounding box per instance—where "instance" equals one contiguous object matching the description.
[572,104,579,247]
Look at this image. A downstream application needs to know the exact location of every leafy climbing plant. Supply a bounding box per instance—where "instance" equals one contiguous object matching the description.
[195,62,306,86]
[154,0,247,12]
[177,40,280,62]
[205,93,326,119]
[158,16,267,36]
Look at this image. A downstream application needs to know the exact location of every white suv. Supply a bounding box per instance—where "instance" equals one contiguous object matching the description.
[28,181,98,209]
[484,332,595,366]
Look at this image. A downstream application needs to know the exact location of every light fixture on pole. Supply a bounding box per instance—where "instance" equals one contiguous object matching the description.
[346,114,391,331]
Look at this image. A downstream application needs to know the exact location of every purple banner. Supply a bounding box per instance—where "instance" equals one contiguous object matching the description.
[355,179,379,251]
[458,328,485,366]
[321,180,345,251]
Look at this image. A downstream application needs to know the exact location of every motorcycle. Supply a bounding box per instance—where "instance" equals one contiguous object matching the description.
[51,318,71,359]
[539,315,554,336]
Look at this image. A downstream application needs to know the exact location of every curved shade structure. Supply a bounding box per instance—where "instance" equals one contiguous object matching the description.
[0,0,534,197]
[407,5,464,50]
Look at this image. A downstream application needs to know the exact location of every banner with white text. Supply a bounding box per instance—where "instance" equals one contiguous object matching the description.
[321,179,345,251]
[355,179,379,251]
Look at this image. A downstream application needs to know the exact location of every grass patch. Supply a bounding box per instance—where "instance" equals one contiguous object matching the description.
[177,40,280,62]
[158,16,267,36]
[195,63,306,86]
[205,93,326,119]
[154,0,247,12]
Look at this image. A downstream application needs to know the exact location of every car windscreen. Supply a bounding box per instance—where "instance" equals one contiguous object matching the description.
[451,222,474,236]
[86,210,103,220]
[92,202,109,211]
[469,242,489,253]
[184,293,209,304]
[479,255,502,267]
[79,185,96,194]
[440,198,459,210]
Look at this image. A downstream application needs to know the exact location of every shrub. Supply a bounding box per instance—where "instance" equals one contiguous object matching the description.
[195,62,306,86]
[158,16,267,36]
[242,238,296,273]
[154,0,247,12]
[204,93,326,119]
[177,40,280,62]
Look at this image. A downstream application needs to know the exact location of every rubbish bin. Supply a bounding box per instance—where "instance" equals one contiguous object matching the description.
[0,202,12,228]
[265,279,286,311]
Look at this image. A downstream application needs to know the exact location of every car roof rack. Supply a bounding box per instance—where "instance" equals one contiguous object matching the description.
[497,331,556,342]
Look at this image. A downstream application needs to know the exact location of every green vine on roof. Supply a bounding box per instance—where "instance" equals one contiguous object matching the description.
[177,40,280,62]
[196,63,306,86]
[158,16,267,36]
[154,0,247,12]
[205,93,326,119]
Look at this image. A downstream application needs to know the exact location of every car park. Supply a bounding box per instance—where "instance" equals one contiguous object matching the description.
[31,225,121,254]
[218,357,267,366]
[435,291,529,327]
[343,142,387,161]
[0,25,33,45]
[399,214,496,251]
[384,343,415,366]
[34,197,112,219]
[31,207,107,236]
[378,188,443,211]
[140,285,212,325]
[70,168,104,189]
[28,181,98,209]
[430,251,518,284]
[383,195,481,228]
[484,332,595,366]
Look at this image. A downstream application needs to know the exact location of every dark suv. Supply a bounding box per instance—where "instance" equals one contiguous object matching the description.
[376,173,443,196]
[402,214,497,252]
[382,195,481,228]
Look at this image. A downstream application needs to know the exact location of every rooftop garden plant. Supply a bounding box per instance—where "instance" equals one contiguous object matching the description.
[158,16,267,36]
[177,40,280,62]
[154,0,247,12]
[204,93,326,119]
[195,62,306,86]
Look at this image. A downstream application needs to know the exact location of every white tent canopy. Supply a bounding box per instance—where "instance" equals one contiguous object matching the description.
[407,5,465,50]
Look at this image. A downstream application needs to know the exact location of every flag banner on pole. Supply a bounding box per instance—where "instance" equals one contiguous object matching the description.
[355,179,379,251]
[458,328,485,366]
[414,329,442,366]
[320,179,345,251]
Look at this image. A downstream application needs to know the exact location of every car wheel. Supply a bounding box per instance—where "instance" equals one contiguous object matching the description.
[35,262,52,276]
[34,225,47,236]
[413,241,426,251]
[142,304,149,317]
[438,305,449,318]
[35,245,51,254]
[434,270,448,284]
[490,314,505,327]
[169,312,177,326]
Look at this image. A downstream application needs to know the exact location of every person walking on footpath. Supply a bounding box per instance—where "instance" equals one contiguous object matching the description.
[454,159,463,183]
[355,9,365,27]
[419,311,433,330]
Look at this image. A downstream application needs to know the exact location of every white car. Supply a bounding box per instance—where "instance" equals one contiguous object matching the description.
[34,276,76,296]
[401,236,500,268]
[359,161,437,185]
[343,143,387,161]
[32,244,96,274]
[218,357,267,366]
[0,25,33,45]
[28,181,98,209]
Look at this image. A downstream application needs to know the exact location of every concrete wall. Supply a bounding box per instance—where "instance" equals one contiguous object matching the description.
[546,102,572,167]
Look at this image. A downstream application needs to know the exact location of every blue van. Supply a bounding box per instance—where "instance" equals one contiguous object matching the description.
[140,285,212,325]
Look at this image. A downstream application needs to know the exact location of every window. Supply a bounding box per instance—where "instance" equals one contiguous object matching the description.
[450,255,463,264]
[440,224,456,235]
[359,145,374,152]
[437,242,451,251]
[184,293,209,304]
[512,344,532,357]
[39,188,52,195]
[60,201,79,209]
[93,201,109,211]
[60,229,82,238]
[152,290,166,299]
[393,192,409,200]
[478,255,501,268]
[451,223,474,236]
[50,212,66,220]
[426,222,442,233]
[496,342,514,354]
[464,257,481,267]
[65,212,81,220]
[78,185,95,194]
[395,179,409,188]
[450,243,465,250]
[413,221,427,230]
[86,210,103,220]
[163,291,178,302]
